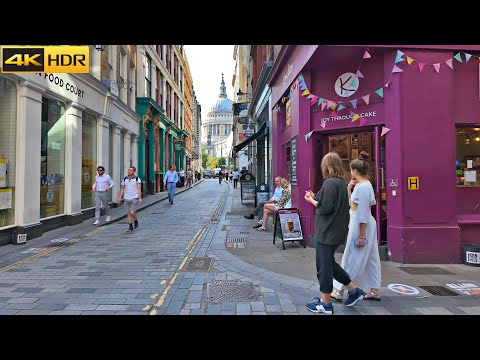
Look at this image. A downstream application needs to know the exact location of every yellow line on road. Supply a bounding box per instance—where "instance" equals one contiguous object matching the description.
[148,226,207,315]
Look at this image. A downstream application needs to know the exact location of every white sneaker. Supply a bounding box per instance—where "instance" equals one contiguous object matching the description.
[106,216,111,222]
[257,220,263,224]
[93,219,99,225]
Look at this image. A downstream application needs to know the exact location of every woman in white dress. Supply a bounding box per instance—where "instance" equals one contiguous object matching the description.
[331,151,382,301]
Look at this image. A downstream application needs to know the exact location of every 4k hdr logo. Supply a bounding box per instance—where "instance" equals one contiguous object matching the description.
[1,46,89,73]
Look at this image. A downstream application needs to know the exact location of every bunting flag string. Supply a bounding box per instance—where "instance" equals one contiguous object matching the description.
[304,130,313,142]
[296,47,480,127]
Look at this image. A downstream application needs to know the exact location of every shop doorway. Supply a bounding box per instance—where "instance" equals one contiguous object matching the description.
[145,139,150,195]
[315,127,387,244]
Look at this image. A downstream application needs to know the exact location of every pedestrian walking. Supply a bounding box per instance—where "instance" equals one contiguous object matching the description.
[304,152,365,314]
[179,169,185,187]
[91,166,114,225]
[117,166,142,232]
[331,151,382,302]
[164,165,179,204]
[186,168,193,188]
[232,169,239,188]
[240,166,248,175]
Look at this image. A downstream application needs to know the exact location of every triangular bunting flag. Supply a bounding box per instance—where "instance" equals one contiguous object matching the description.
[349,79,357,88]
[301,89,310,96]
[337,104,346,111]
[299,84,306,91]
[406,56,414,65]
[445,58,453,69]
[307,94,314,99]
[381,127,391,136]
[363,50,371,59]
[385,81,390,88]
[342,89,350,97]
[298,74,304,82]
[392,65,403,73]
[310,96,319,105]
[317,97,325,106]
[304,131,313,142]
[321,102,327,111]
[396,50,404,58]
[300,80,307,88]
[329,103,337,110]
[433,63,441,73]
[330,111,338,117]
[375,88,384,98]
[349,109,355,115]
[454,52,463,62]
[418,62,425,72]
[356,70,364,78]
[320,121,326,129]
[395,55,405,63]
[350,99,358,108]
[465,53,472,62]
[352,114,360,122]
[362,94,370,105]
[359,117,368,127]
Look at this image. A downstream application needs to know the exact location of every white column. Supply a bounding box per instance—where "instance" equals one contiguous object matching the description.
[131,135,138,171]
[124,131,132,174]
[111,125,122,200]
[65,102,84,216]
[15,80,44,226]
[97,117,110,170]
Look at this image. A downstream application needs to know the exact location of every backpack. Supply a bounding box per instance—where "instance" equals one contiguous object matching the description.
[124,176,143,196]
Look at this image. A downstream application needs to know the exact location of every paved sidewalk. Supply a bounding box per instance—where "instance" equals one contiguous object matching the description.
[210,180,480,315]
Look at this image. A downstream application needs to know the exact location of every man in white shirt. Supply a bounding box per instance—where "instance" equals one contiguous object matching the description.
[92,166,115,225]
[179,169,185,187]
[117,166,142,232]
[164,165,179,204]
[244,177,283,224]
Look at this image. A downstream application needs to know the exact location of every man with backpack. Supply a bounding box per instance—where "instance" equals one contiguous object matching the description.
[117,166,143,232]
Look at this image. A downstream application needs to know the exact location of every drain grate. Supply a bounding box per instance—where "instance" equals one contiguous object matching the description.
[419,286,460,296]
[226,237,248,243]
[46,242,75,248]
[183,257,213,271]
[399,267,455,275]
[207,280,259,303]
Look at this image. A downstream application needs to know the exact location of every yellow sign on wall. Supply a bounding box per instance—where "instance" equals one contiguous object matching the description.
[407,176,419,190]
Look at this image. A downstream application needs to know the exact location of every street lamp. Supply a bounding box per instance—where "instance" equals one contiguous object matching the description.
[237,89,251,101]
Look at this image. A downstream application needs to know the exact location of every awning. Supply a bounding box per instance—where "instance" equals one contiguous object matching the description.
[233,122,267,152]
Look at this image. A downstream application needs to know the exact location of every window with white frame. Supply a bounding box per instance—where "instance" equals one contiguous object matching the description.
[145,54,151,98]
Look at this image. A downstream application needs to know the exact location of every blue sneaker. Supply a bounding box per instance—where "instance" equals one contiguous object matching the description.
[344,287,366,307]
[306,297,334,314]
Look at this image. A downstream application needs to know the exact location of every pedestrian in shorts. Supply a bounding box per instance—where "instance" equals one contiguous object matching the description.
[117,166,143,232]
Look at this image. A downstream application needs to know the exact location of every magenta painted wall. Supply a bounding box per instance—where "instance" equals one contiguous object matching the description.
[270,46,480,263]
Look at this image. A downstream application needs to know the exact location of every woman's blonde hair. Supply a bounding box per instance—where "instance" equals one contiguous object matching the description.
[280,178,290,188]
[321,152,345,179]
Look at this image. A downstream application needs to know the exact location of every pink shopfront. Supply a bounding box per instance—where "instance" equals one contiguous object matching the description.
[267,45,480,264]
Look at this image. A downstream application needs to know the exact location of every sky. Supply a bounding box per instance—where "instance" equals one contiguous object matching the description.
[184,45,236,121]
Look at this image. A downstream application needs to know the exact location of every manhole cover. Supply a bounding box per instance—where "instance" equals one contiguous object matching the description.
[207,280,259,303]
[183,257,213,271]
[399,267,455,275]
[419,286,460,296]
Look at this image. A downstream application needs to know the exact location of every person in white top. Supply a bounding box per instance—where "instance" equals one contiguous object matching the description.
[91,166,114,225]
[117,166,143,232]
[232,169,240,188]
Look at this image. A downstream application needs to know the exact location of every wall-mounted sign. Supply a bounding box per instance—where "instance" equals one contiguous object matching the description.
[233,102,248,116]
[291,136,297,185]
[335,72,360,97]
[321,111,377,123]
[407,176,419,190]
[243,125,254,138]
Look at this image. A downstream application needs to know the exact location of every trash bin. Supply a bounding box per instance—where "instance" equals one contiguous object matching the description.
[255,183,270,208]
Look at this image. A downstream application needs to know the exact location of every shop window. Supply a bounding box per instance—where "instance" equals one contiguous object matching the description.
[40,98,66,218]
[286,144,291,183]
[456,127,480,187]
[81,112,97,209]
[0,78,16,227]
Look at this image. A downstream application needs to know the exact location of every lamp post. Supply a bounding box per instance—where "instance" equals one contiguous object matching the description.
[237,89,252,102]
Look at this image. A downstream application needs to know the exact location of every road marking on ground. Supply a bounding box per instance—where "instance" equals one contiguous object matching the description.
[0,227,105,273]
[148,226,208,315]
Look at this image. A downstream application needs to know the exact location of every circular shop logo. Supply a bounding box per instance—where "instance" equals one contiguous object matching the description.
[46,189,55,203]
[260,185,266,191]
[334,72,360,97]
